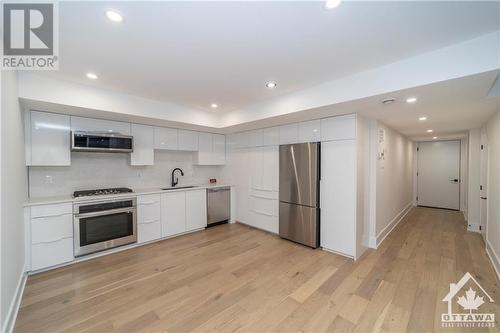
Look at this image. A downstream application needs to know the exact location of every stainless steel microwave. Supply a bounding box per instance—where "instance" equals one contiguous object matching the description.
[71,131,133,153]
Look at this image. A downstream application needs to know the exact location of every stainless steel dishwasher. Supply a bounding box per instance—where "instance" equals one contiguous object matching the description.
[207,187,230,227]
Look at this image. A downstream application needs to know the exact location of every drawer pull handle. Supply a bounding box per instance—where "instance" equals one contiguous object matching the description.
[139,219,159,225]
[253,210,274,217]
[35,237,70,245]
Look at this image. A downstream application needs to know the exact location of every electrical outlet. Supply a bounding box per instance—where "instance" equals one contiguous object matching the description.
[45,175,53,184]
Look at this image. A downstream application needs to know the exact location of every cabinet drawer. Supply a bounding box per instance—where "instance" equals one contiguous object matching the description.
[138,220,162,244]
[31,237,73,271]
[31,214,73,244]
[138,194,161,223]
[31,203,72,218]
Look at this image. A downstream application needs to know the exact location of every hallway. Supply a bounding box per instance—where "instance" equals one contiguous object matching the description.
[15,207,499,333]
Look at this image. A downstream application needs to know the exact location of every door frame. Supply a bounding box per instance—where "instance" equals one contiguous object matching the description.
[479,128,488,240]
[416,140,461,210]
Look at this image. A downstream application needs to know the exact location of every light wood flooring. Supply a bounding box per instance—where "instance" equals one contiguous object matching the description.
[15,207,499,333]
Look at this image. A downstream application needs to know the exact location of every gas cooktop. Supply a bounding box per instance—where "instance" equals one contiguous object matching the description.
[73,187,133,198]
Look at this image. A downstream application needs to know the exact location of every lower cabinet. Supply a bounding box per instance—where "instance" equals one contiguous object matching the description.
[161,189,207,237]
[137,194,162,243]
[28,203,74,271]
[186,190,207,230]
[161,192,186,237]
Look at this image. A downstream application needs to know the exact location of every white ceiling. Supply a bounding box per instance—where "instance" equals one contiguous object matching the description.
[45,1,500,114]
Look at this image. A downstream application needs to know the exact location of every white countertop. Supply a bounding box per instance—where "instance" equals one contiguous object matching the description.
[24,183,232,207]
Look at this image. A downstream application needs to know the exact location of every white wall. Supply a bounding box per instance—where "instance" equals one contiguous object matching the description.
[485,109,500,278]
[372,121,414,246]
[467,128,481,231]
[29,150,222,197]
[1,72,28,333]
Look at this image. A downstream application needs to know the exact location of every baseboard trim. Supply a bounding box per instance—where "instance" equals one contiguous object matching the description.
[322,247,355,260]
[375,201,414,248]
[486,240,500,282]
[2,268,27,333]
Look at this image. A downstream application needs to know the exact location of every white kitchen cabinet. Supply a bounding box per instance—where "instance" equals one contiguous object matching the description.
[137,194,161,223]
[26,111,71,166]
[279,124,299,145]
[28,202,74,271]
[263,127,280,146]
[262,146,279,192]
[195,133,225,165]
[161,192,186,237]
[178,130,198,151]
[154,127,178,150]
[248,130,263,147]
[31,238,74,271]
[137,194,162,243]
[320,114,356,142]
[198,132,213,152]
[186,189,207,231]
[130,124,154,166]
[320,140,357,258]
[299,120,321,143]
[70,116,131,135]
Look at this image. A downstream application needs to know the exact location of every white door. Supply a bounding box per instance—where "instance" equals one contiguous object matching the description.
[479,130,488,240]
[417,141,460,210]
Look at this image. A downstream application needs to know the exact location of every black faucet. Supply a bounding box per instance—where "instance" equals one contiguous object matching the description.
[171,168,184,187]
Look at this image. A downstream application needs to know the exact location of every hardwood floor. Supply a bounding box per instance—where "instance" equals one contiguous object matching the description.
[15,207,499,333]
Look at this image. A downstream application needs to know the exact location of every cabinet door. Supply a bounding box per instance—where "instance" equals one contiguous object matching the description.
[138,221,162,244]
[262,146,279,192]
[178,130,198,151]
[31,238,73,271]
[299,120,321,143]
[154,127,178,150]
[320,140,356,257]
[70,116,131,134]
[198,133,213,152]
[161,192,186,237]
[248,130,263,147]
[320,114,356,141]
[30,111,71,166]
[130,124,154,166]
[186,190,207,231]
[249,147,264,190]
[263,127,280,146]
[279,124,299,145]
[213,134,225,164]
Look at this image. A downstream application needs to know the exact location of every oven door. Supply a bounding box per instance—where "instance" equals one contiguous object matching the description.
[74,207,137,257]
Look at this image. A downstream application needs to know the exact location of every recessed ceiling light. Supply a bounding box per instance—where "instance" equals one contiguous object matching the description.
[418,116,427,121]
[210,103,218,108]
[86,72,98,79]
[105,10,123,23]
[433,136,438,139]
[266,82,277,89]
[427,129,433,133]
[406,97,417,103]
[325,0,342,9]
[382,98,396,105]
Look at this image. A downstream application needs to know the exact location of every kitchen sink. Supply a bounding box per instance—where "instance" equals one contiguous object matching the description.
[161,186,198,190]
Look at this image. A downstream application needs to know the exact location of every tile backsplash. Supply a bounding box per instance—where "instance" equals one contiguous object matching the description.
[29,150,224,197]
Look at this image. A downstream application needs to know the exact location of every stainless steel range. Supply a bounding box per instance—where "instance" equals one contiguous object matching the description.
[73,188,137,257]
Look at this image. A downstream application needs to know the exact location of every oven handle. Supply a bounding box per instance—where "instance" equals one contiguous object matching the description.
[75,207,136,218]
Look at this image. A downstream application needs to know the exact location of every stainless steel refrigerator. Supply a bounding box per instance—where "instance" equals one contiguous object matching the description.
[279,142,320,248]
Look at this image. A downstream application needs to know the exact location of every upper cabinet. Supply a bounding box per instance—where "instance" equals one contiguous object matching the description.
[299,120,321,143]
[178,130,198,151]
[279,124,299,145]
[26,111,71,166]
[320,114,356,142]
[130,124,154,166]
[70,116,131,135]
[263,127,280,146]
[195,133,225,165]
[154,127,178,150]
